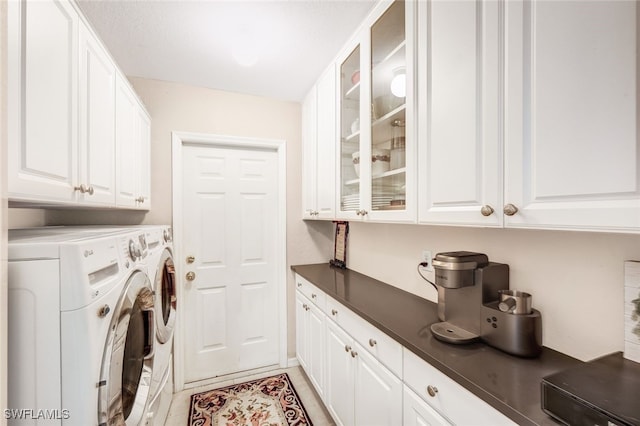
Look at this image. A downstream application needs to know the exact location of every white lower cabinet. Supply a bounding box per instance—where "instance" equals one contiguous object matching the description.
[295,273,517,426]
[295,292,325,398]
[325,320,402,426]
[403,385,452,426]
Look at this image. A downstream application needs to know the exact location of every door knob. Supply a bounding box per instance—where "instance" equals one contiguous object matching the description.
[186,255,195,264]
[186,271,196,281]
[503,203,519,216]
[480,205,494,216]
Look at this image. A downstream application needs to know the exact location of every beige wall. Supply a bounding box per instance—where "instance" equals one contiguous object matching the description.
[346,221,640,361]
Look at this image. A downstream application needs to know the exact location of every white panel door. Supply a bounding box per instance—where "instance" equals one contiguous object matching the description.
[182,143,279,383]
[8,0,79,202]
[302,86,318,218]
[325,320,355,426]
[418,0,502,226]
[136,108,151,208]
[504,0,640,231]
[295,293,309,370]
[353,342,402,426]
[79,21,116,205]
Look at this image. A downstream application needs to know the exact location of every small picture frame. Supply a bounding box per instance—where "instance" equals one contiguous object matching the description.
[330,221,349,269]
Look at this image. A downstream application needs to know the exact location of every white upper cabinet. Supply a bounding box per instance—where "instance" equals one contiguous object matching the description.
[503,0,640,231]
[302,64,336,220]
[79,20,116,206]
[8,0,79,203]
[336,0,417,223]
[7,0,150,209]
[417,0,502,226]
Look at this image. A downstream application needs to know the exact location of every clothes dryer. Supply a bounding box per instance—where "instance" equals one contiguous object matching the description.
[137,226,176,426]
[8,228,155,425]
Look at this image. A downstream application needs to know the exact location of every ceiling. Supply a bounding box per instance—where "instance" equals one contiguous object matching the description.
[77,0,377,102]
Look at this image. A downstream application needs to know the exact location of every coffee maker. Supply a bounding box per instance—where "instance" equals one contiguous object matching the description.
[430,251,542,357]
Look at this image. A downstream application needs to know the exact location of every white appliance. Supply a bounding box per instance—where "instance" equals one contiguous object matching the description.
[137,225,176,426]
[8,227,156,425]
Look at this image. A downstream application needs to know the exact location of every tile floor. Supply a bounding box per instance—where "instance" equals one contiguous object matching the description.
[164,366,335,425]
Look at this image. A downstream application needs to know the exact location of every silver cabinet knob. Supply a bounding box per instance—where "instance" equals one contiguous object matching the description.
[356,210,362,216]
[480,205,494,216]
[350,350,358,358]
[297,282,302,288]
[311,293,317,299]
[369,338,377,347]
[74,184,90,194]
[361,209,368,216]
[427,385,439,397]
[186,255,195,264]
[344,345,351,352]
[186,271,196,281]
[503,203,519,216]
[331,309,338,316]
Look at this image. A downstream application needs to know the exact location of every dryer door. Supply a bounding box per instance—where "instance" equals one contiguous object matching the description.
[98,270,155,426]
[155,248,176,343]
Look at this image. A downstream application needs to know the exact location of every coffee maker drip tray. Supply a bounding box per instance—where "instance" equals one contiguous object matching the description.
[430,322,480,344]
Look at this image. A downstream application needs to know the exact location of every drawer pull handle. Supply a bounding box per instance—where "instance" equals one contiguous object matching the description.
[297,283,302,287]
[427,385,438,397]
[311,293,317,299]
[369,338,377,347]
[351,350,358,358]
[331,309,338,316]
[344,345,351,352]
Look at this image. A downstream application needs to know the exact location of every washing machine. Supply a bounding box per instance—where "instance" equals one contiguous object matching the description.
[8,227,155,425]
[137,225,176,426]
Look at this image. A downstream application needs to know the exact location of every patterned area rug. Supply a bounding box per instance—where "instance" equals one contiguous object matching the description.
[188,373,313,426]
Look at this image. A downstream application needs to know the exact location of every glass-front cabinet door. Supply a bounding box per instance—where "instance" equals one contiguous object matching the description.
[339,45,362,217]
[337,0,415,222]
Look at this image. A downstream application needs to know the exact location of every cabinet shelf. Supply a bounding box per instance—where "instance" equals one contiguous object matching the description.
[345,81,360,100]
[344,167,406,186]
[373,40,406,72]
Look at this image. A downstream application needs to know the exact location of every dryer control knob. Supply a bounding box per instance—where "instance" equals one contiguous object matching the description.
[128,240,140,260]
[98,305,111,317]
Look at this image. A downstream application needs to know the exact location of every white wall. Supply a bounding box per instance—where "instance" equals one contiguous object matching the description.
[345,221,640,361]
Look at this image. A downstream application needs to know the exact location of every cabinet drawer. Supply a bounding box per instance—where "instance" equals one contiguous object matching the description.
[327,296,402,378]
[403,348,516,425]
[295,274,326,311]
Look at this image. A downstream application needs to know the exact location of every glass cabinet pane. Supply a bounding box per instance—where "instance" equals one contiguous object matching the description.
[340,46,361,212]
[371,0,406,211]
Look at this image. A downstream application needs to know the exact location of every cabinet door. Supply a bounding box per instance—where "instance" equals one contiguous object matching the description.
[8,0,79,202]
[325,320,355,426]
[307,302,326,398]
[353,342,402,426]
[302,86,318,218]
[316,65,337,219]
[418,0,502,226]
[78,21,116,205]
[295,294,309,370]
[403,385,452,426]
[504,0,640,231]
[136,108,151,209]
[115,74,139,208]
[337,40,366,220]
[368,0,416,223]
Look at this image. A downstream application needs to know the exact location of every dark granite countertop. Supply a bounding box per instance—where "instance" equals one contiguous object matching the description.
[291,263,584,426]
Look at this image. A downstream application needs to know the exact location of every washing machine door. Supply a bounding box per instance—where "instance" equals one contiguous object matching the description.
[155,248,176,344]
[98,270,155,426]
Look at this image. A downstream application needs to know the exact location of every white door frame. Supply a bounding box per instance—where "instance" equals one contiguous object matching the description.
[171,131,287,391]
